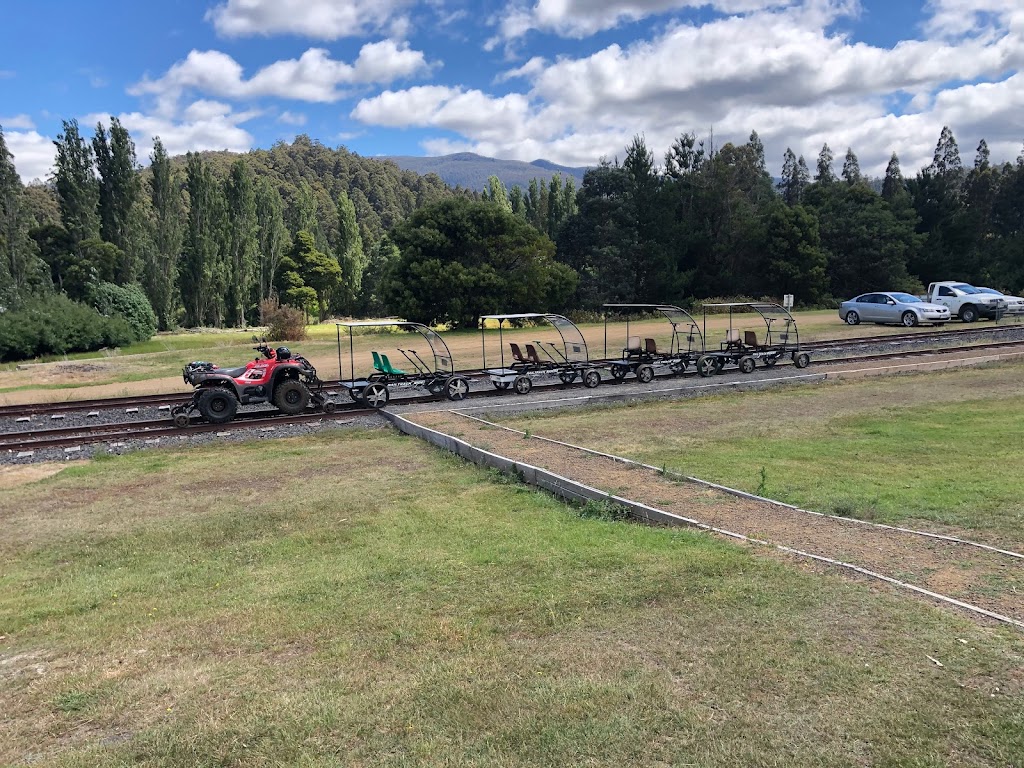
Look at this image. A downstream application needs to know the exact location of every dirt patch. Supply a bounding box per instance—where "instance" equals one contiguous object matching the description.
[410,411,1024,626]
[0,462,83,490]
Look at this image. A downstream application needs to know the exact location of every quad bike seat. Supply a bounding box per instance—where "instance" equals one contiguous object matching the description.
[218,366,249,378]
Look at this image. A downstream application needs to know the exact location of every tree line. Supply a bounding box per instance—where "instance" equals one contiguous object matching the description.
[2,119,1024,352]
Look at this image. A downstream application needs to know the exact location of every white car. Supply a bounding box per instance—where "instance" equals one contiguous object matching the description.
[975,288,1024,316]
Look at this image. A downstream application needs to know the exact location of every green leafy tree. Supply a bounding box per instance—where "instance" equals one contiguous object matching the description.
[386,197,576,327]
[146,138,184,330]
[881,153,906,202]
[763,202,828,304]
[359,235,400,316]
[778,148,809,205]
[223,159,258,326]
[92,117,140,252]
[485,175,512,212]
[181,153,227,326]
[334,189,366,314]
[276,230,340,319]
[53,119,100,244]
[89,281,157,341]
[842,147,862,185]
[255,177,289,303]
[0,126,45,298]
[815,144,836,185]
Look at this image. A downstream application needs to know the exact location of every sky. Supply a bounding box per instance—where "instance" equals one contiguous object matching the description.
[1,0,1022,184]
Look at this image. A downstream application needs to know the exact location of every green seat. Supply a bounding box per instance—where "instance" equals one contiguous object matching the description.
[371,351,386,372]
[380,354,406,375]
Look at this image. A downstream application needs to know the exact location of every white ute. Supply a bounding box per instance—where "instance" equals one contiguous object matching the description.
[925,282,1006,323]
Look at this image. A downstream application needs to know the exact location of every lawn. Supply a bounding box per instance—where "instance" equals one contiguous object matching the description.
[2,428,1023,766]
[498,361,1024,546]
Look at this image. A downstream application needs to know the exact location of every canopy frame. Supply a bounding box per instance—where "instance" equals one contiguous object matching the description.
[335,320,455,383]
[602,303,705,358]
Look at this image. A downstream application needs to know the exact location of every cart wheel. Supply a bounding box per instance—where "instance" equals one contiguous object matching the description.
[763,356,778,368]
[445,376,470,401]
[610,365,627,380]
[322,400,338,414]
[173,412,191,429]
[636,364,654,383]
[558,370,578,384]
[738,355,756,374]
[697,355,717,377]
[793,352,811,369]
[362,382,390,408]
[426,379,446,395]
[513,375,533,395]
[671,360,687,375]
[583,369,601,388]
[348,388,363,402]
[493,380,510,390]
[713,357,726,374]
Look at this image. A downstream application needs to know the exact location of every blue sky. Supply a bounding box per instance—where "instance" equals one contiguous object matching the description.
[1,0,1022,182]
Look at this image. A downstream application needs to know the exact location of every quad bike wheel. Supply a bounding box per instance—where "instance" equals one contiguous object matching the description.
[738,355,756,374]
[362,382,390,408]
[274,379,310,415]
[583,369,601,388]
[198,388,238,424]
[636,364,654,383]
[513,375,533,395]
[445,376,470,401]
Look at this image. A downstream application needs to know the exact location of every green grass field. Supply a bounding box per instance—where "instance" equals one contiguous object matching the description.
[2,428,1023,766]
[500,362,1024,545]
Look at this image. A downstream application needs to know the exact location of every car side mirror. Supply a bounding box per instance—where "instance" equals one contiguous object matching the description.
[887,300,896,305]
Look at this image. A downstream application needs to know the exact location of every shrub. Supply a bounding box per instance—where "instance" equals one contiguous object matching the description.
[89,282,157,342]
[260,298,307,341]
[0,294,138,362]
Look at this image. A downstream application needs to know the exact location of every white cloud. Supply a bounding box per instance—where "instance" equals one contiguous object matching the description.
[207,0,417,40]
[6,130,55,182]
[923,0,1023,38]
[0,70,13,79]
[1,114,36,131]
[131,42,430,114]
[278,110,308,126]
[354,1,1024,175]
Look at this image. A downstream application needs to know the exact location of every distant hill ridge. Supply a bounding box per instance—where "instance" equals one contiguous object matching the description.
[382,152,589,192]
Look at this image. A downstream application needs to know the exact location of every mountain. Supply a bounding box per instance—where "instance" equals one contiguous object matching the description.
[381,152,589,192]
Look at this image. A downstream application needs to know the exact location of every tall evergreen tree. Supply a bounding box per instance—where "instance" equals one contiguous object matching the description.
[778,148,808,205]
[974,139,991,171]
[547,175,564,238]
[92,117,139,251]
[526,178,544,231]
[815,144,836,185]
[255,177,289,304]
[223,158,258,326]
[929,126,963,179]
[509,184,526,217]
[146,138,184,330]
[486,175,512,212]
[0,126,44,297]
[881,153,905,201]
[334,189,365,314]
[665,132,705,178]
[52,119,100,244]
[289,180,326,251]
[181,153,227,326]
[748,130,766,173]
[841,147,862,185]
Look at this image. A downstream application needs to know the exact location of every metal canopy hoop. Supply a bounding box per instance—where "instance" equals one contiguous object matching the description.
[602,303,705,358]
[702,302,800,349]
[479,313,590,370]
[697,301,806,376]
[335,320,456,384]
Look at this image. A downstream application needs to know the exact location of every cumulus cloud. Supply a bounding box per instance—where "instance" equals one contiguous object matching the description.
[277,110,308,126]
[207,0,417,40]
[5,130,55,182]
[356,1,1024,174]
[1,114,36,130]
[131,42,430,114]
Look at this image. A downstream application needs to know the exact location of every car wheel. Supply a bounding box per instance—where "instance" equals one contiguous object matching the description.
[901,311,918,327]
[845,310,860,325]
[636,364,654,383]
[960,305,978,323]
[274,379,310,414]
[198,388,238,424]
[610,365,627,380]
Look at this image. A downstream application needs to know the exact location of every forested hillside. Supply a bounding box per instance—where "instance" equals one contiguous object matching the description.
[383,152,588,191]
[1,118,1023,354]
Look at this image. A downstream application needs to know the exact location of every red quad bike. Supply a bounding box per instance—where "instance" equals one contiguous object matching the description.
[171,337,335,427]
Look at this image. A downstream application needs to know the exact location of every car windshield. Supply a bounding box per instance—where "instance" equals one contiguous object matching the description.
[978,287,1004,295]
[890,293,920,303]
[952,284,983,294]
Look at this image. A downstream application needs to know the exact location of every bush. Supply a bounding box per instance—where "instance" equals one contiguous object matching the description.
[0,294,137,362]
[89,282,157,342]
[260,298,307,341]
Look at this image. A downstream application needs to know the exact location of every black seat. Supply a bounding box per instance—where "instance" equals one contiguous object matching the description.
[218,366,249,378]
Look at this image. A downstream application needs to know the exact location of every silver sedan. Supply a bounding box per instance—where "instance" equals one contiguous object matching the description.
[840,292,951,327]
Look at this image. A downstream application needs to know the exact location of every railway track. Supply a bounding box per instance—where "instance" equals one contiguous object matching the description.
[4,338,1024,453]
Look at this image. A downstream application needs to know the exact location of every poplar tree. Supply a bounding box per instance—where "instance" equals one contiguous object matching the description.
[255,177,289,303]
[334,189,365,314]
[223,158,258,326]
[53,119,100,244]
[93,117,140,251]
[146,138,184,329]
[181,153,227,326]
[815,144,836,184]
[547,174,564,238]
[0,126,43,296]
[486,175,512,212]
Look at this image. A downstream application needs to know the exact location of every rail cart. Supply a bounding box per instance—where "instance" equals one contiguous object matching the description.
[335,321,471,408]
[480,313,602,394]
[696,302,810,376]
[602,303,705,382]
